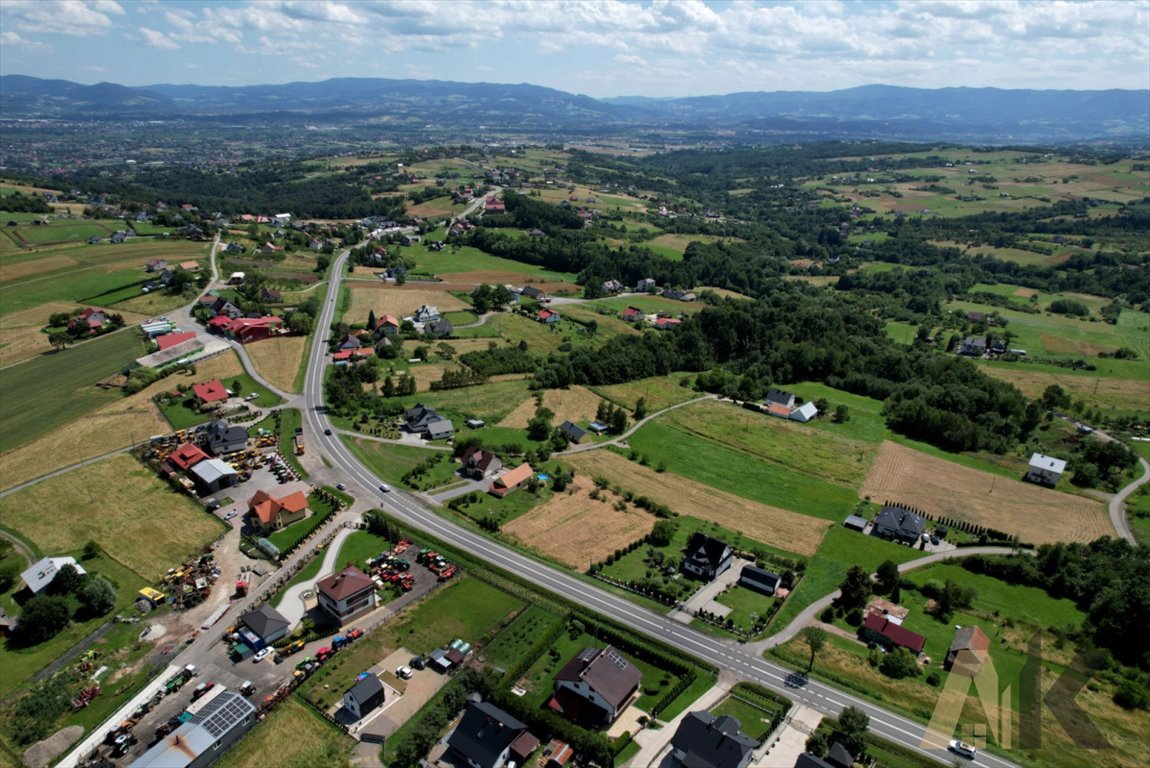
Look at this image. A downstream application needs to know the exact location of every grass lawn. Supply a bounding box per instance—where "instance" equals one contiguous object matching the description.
[1126,483,1150,545]
[346,439,457,489]
[154,373,285,430]
[0,453,224,581]
[478,603,566,672]
[885,320,919,345]
[0,553,148,698]
[273,551,327,608]
[903,562,1083,629]
[626,417,858,520]
[711,584,780,636]
[266,495,338,553]
[215,696,354,768]
[711,683,790,742]
[412,243,574,281]
[445,483,546,527]
[0,329,144,452]
[589,372,701,412]
[329,530,393,573]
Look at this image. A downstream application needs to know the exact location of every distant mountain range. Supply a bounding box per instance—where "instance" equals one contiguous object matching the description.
[2,75,1147,143]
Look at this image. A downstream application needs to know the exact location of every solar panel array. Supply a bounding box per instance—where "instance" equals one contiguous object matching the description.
[193,691,256,738]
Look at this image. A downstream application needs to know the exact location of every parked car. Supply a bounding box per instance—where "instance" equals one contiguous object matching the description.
[191,682,215,700]
[253,647,273,663]
[396,665,413,680]
[224,510,238,520]
[411,656,426,670]
[336,483,347,491]
[948,740,977,759]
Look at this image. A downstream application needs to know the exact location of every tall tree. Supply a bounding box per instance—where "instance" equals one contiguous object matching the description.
[803,626,827,672]
[837,565,873,612]
[834,706,870,759]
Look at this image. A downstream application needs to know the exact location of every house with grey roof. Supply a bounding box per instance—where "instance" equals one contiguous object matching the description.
[872,504,926,545]
[670,711,758,768]
[130,691,257,768]
[343,675,385,720]
[446,700,538,768]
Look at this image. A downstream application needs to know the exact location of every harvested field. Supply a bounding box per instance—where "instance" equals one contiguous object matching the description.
[497,385,604,429]
[344,285,467,325]
[1012,288,1038,298]
[861,441,1113,545]
[436,271,573,292]
[410,363,448,392]
[1039,333,1116,356]
[242,335,306,393]
[0,254,78,282]
[564,451,830,556]
[0,453,224,579]
[698,286,753,300]
[977,365,1150,413]
[503,477,657,568]
[0,352,242,490]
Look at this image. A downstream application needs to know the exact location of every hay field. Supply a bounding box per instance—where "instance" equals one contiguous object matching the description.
[410,363,448,392]
[0,352,242,490]
[976,364,1150,413]
[0,302,149,367]
[564,451,830,556]
[436,271,573,293]
[590,374,703,412]
[503,477,657,568]
[344,284,467,325]
[0,453,224,579]
[861,441,1113,545]
[242,335,306,393]
[497,385,604,429]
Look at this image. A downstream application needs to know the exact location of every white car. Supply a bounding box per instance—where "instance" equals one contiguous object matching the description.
[379,484,391,493]
[948,740,977,759]
[253,647,273,663]
[396,665,413,680]
[224,510,238,520]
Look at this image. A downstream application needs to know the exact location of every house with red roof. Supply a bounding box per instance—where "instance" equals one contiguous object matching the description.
[332,348,373,365]
[223,316,286,343]
[860,613,926,655]
[67,307,106,335]
[621,307,644,323]
[166,442,208,472]
[490,463,534,498]
[537,308,560,325]
[156,331,197,351]
[484,195,506,213]
[247,488,309,532]
[192,378,229,407]
[654,317,681,330]
[178,261,200,272]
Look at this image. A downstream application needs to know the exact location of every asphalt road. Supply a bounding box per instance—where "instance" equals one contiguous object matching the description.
[300,251,1023,768]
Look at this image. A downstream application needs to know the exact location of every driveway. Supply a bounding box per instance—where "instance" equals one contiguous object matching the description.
[277,525,357,626]
[675,558,753,624]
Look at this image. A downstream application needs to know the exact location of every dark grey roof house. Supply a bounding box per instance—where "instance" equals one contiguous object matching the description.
[739,565,782,596]
[559,420,588,444]
[826,741,855,768]
[682,533,733,581]
[550,646,642,727]
[205,419,248,456]
[872,504,926,545]
[670,711,758,768]
[447,700,537,768]
[765,388,796,409]
[342,675,385,720]
[239,604,290,646]
[426,319,454,338]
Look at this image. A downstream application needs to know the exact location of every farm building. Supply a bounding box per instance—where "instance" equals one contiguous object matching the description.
[670,711,758,768]
[521,285,545,300]
[945,625,991,675]
[588,420,609,434]
[136,338,207,369]
[842,514,868,532]
[317,566,377,623]
[789,401,819,422]
[205,420,248,456]
[156,330,197,350]
[238,604,291,650]
[342,675,386,720]
[545,740,574,768]
[447,700,538,768]
[681,533,733,581]
[188,458,238,495]
[860,613,926,655]
[332,348,373,365]
[142,319,176,337]
[129,690,257,768]
[738,565,781,596]
[192,379,229,408]
[559,420,588,444]
[872,504,926,545]
[549,645,641,728]
[222,316,286,343]
[465,418,486,429]
[765,389,796,410]
[20,557,86,595]
[247,487,309,532]
[1025,453,1067,487]
[461,446,502,479]
[490,463,534,498]
[166,442,209,473]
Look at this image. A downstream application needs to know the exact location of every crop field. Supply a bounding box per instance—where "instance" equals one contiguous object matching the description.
[564,450,830,556]
[0,350,243,491]
[343,284,468,325]
[0,453,224,579]
[496,385,604,429]
[242,335,306,393]
[642,233,731,260]
[216,697,353,768]
[503,477,657,568]
[589,373,703,411]
[974,362,1150,414]
[861,441,1112,544]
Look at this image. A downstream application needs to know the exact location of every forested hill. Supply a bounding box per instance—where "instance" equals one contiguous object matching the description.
[1,75,1146,142]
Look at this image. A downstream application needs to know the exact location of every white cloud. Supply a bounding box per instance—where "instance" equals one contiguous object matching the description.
[1,0,124,36]
[140,27,179,49]
[0,30,49,49]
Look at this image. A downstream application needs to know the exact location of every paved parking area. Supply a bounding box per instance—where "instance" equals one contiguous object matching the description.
[352,648,449,742]
[674,558,753,624]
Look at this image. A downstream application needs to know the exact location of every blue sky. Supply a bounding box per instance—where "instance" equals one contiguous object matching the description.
[1,1,1147,97]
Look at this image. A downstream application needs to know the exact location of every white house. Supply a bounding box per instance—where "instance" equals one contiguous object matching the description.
[789,402,819,423]
[21,557,86,595]
[342,676,385,720]
[1026,453,1067,487]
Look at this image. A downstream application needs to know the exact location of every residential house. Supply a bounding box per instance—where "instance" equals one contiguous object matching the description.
[824,742,855,768]
[621,306,644,323]
[682,533,733,581]
[129,691,257,768]
[400,234,422,246]
[260,287,282,303]
[178,261,200,272]
[316,566,377,623]
[374,314,401,337]
[342,676,385,720]
[20,557,86,595]
[239,604,291,648]
[425,418,454,441]
[765,389,796,410]
[461,446,503,479]
[529,228,545,238]
[258,242,284,254]
[1026,453,1067,487]
[210,298,244,319]
[484,195,506,213]
[789,402,819,423]
[559,420,588,444]
[447,700,538,768]
[111,230,129,244]
[339,334,363,351]
[223,316,286,343]
[537,308,561,324]
[224,242,245,255]
[602,279,624,294]
[247,488,308,532]
[945,625,991,674]
[188,459,238,495]
[405,404,442,434]
[67,307,106,334]
[654,317,681,330]
[413,304,440,323]
[670,712,758,768]
[490,463,534,498]
[332,348,374,365]
[425,319,454,338]
[146,258,168,272]
[549,645,641,727]
[662,289,697,302]
[192,379,229,408]
[872,504,926,545]
[636,278,657,292]
[166,442,209,473]
[738,565,782,596]
[205,420,248,456]
[861,613,926,655]
[521,285,545,300]
[960,336,987,357]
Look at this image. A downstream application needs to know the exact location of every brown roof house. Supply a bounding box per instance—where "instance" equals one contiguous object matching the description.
[549,646,641,728]
[461,445,503,479]
[944,625,991,675]
[317,566,377,624]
